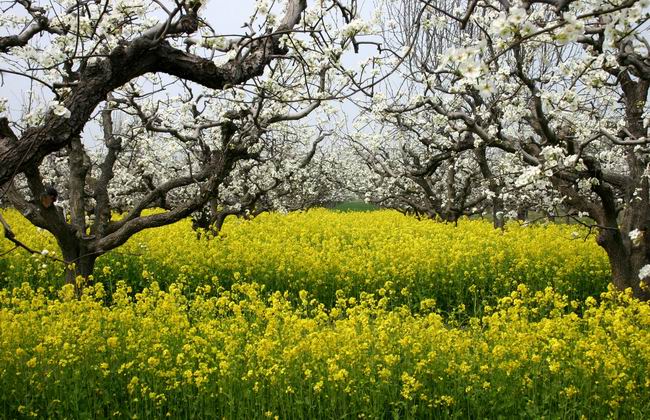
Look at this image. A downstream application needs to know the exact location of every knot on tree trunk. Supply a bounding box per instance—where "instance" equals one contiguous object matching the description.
[179,14,200,34]
[0,118,17,142]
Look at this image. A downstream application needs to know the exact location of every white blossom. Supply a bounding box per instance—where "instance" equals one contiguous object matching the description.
[629,229,644,247]
[49,101,71,118]
[639,265,650,280]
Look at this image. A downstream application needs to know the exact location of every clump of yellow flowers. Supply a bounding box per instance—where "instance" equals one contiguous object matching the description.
[1,209,645,417]
[0,281,648,418]
[1,209,610,313]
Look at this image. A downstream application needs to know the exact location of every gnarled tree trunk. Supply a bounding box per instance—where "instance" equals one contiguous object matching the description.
[58,237,99,286]
[598,228,650,301]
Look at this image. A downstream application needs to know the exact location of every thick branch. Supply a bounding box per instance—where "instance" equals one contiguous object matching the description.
[0,0,308,187]
[93,100,121,236]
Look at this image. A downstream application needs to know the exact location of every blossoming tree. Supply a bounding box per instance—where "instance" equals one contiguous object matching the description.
[360,0,650,299]
[0,0,386,281]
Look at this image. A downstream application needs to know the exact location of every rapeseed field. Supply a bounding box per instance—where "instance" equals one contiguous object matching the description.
[1,209,648,418]
[1,209,610,312]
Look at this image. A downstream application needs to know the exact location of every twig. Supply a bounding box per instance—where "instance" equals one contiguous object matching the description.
[0,245,18,257]
[0,213,66,263]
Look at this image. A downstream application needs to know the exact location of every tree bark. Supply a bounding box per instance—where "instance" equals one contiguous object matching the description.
[57,236,98,286]
[598,229,650,301]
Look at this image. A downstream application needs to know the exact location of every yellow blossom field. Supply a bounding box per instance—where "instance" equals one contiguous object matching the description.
[1,209,610,313]
[1,209,649,418]
[1,282,649,418]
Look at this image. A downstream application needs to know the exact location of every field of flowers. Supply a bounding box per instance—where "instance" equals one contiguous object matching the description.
[1,209,610,313]
[1,209,649,418]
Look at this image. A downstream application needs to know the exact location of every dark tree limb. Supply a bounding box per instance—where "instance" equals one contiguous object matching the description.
[0,0,308,187]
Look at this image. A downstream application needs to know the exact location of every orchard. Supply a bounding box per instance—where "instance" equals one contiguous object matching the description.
[1,0,649,418]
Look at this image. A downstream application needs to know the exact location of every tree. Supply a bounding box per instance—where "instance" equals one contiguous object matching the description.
[367,0,650,299]
[188,126,346,235]
[0,0,387,281]
[347,117,490,223]
[347,0,506,227]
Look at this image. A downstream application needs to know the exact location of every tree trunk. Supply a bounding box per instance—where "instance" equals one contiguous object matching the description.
[491,197,505,230]
[598,228,650,301]
[475,146,503,229]
[58,239,98,287]
[516,207,528,222]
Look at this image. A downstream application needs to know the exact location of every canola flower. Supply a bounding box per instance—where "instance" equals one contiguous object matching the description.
[0,282,648,418]
[0,209,610,313]
[0,209,646,417]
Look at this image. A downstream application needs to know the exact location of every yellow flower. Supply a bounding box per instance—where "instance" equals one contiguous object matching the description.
[548,360,560,373]
[313,381,324,393]
[563,385,578,398]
